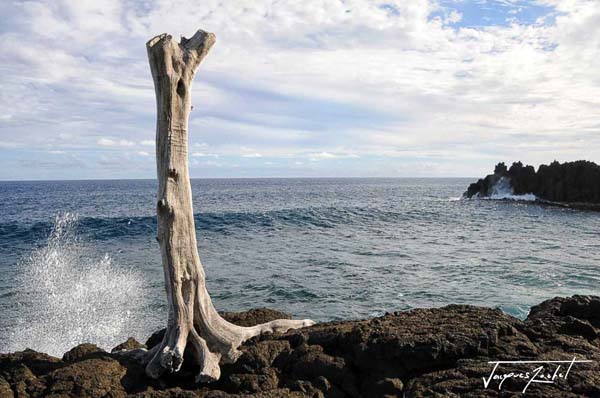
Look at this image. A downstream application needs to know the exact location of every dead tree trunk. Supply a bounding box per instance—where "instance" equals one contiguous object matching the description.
[145,30,314,382]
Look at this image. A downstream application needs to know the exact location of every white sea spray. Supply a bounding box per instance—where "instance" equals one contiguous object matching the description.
[5,213,149,356]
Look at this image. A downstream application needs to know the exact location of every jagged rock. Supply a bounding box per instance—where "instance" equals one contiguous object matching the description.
[221,368,279,394]
[129,388,204,397]
[464,160,600,210]
[276,343,358,396]
[363,377,404,398]
[112,337,146,353]
[45,357,128,397]
[0,349,62,375]
[0,376,13,398]
[1,297,599,397]
[2,363,46,397]
[62,343,106,362]
[220,308,292,327]
[144,329,166,350]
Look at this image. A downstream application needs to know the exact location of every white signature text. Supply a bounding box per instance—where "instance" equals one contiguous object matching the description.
[483,357,593,393]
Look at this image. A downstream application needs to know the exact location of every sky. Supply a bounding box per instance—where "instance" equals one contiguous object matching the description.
[0,0,599,180]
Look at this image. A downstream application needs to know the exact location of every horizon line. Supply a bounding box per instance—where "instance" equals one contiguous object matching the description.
[0,176,478,183]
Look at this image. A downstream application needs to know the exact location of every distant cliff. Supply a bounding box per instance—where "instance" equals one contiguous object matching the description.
[464,160,600,208]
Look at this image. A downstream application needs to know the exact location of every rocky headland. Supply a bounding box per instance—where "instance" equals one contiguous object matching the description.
[1,295,600,397]
[464,160,600,211]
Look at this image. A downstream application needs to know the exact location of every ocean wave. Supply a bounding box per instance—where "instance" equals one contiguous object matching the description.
[0,206,414,241]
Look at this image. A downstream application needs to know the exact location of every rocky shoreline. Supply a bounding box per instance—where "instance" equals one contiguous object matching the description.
[2,296,599,397]
[464,160,600,211]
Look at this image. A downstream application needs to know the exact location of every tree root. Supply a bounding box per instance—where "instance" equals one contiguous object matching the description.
[144,313,315,382]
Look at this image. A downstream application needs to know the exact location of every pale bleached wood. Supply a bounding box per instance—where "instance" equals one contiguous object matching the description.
[145,30,314,382]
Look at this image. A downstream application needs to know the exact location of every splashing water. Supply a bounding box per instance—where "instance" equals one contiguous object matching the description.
[489,177,537,201]
[5,213,149,356]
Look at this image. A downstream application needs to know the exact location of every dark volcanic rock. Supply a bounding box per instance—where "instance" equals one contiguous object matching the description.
[0,349,62,375]
[220,308,292,327]
[0,376,12,398]
[1,297,599,397]
[464,160,600,209]
[62,343,106,362]
[45,357,128,397]
[113,337,147,353]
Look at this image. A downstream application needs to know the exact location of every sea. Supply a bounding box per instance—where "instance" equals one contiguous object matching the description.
[0,178,599,357]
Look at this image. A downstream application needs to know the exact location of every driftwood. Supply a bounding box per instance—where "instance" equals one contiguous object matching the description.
[145,30,314,382]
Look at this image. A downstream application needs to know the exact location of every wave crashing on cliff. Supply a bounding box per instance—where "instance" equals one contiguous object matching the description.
[5,213,149,356]
[466,177,537,202]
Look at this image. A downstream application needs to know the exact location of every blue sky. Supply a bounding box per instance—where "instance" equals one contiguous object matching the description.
[435,0,556,27]
[0,0,599,180]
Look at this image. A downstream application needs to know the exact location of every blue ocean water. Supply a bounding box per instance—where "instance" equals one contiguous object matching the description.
[0,178,599,356]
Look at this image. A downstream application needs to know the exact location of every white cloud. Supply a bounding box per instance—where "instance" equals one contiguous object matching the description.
[192,152,220,158]
[97,138,116,146]
[446,10,462,24]
[0,0,598,178]
[308,152,359,161]
[97,138,136,147]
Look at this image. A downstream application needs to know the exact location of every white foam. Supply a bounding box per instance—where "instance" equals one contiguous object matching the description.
[487,177,536,201]
[489,192,537,201]
[5,213,149,356]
